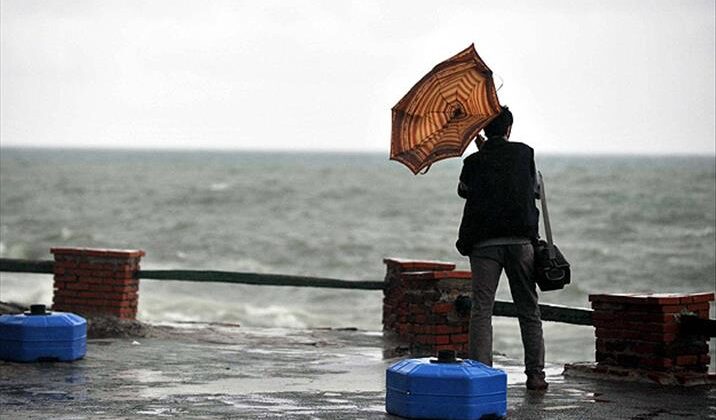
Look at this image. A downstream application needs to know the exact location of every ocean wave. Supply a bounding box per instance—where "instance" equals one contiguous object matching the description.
[209,182,231,192]
[0,241,49,260]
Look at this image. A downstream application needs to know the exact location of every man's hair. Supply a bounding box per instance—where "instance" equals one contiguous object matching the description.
[483,106,513,137]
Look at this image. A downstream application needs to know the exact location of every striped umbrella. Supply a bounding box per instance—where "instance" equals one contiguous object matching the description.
[390,44,502,174]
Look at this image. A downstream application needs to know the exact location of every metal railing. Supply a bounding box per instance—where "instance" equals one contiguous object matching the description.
[0,257,593,326]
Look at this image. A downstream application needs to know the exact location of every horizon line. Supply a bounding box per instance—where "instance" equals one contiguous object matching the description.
[1,144,715,158]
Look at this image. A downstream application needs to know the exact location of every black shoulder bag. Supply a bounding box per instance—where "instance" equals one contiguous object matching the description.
[534,171,571,291]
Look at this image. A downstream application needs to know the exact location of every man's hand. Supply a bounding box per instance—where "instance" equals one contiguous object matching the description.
[458,181,469,198]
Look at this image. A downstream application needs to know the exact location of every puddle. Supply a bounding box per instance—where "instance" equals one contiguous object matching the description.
[116,369,182,384]
[543,405,582,411]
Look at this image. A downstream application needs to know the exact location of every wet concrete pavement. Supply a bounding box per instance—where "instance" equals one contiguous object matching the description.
[1,323,713,419]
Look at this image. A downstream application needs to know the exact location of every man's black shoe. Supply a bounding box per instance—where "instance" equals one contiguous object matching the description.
[526,373,549,391]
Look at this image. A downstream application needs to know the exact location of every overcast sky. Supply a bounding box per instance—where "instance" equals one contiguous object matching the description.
[1,0,714,154]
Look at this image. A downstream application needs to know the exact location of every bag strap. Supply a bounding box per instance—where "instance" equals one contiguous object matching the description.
[537,171,556,259]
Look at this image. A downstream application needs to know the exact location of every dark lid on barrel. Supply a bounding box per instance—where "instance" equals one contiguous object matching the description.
[431,349,462,364]
[26,304,50,316]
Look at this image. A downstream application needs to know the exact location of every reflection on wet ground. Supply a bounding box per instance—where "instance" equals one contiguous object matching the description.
[1,323,713,419]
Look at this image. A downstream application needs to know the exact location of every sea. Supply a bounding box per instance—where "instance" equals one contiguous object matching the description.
[1,147,714,366]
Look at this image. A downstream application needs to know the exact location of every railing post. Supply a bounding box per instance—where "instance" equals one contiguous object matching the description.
[383,258,472,357]
[51,248,145,319]
[565,292,715,386]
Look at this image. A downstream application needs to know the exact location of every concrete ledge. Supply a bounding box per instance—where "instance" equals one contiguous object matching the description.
[1,324,714,418]
[564,362,716,387]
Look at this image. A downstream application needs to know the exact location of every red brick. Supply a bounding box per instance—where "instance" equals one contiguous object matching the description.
[82,277,111,285]
[593,319,618,329]
[73,269,93,277]
[99,299,127,307]
[415,335,431,344]
[590,293,698,306]
[629,312,678,323]
[57,265,78,272]
[80,291,135,301]
[642,332,678,343]
[592,312,616,322]
[594,329,644,340]
[432,303,453,314]
[591,302,628,312]
[639,357,673,369]
[89,270,112,278]
[113,269,136,278]
[54,274,77,283]
[402,270,471,281]
[118,308,137,319]
[451,334,469,344]
[627,343,650,355]
[639,294,684,305]
[646,305,685,314]
[53,290,79,298]
[51,247,145,258]
[675,355,699,366]
[62,297,95,305]
[689,293,715,303]
[383,258,456,272]
[433,325,463,335]
[435,345,456,352]
[65,283,90,291]
[54,260,79,268]
[87,284,116,292]
[595,339,626,353]
[435,335,450,345]
[634,322,679,334]
[78,263,98,270]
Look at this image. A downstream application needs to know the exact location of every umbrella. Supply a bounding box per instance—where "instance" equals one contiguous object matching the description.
[390,44,502,174]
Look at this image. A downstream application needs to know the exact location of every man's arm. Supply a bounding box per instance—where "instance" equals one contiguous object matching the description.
[531,154,541,199]
[458,162,469,198]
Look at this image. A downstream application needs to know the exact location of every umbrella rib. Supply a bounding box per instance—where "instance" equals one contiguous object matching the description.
[432,70,457,108]
[429,73,452,110]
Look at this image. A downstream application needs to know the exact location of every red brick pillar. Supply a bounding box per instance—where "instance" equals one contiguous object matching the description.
[585,292,714,384]
[51,247,145,319]
[383,258,472,357]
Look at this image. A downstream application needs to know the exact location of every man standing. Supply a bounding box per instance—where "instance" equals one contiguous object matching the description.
[456,106,548,391]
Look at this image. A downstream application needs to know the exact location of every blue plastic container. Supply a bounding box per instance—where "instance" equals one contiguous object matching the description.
[386,351,507,420]
[0,305,86,362]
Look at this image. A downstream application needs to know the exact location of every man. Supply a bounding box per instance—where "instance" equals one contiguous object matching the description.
[456,106,548,391]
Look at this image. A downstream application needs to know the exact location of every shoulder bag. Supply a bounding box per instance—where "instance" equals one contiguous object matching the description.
[534,171,571,291]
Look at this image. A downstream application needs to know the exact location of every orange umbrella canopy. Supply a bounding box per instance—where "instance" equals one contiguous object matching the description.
[390,44,502,174]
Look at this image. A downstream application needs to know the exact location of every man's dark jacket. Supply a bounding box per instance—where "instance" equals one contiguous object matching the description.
[456,137,540,256]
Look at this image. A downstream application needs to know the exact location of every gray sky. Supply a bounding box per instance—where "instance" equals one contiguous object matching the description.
[1,0,714,154]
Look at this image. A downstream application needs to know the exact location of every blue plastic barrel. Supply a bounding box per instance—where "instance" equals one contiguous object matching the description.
[386,350,507,420]
[0,305,87,362]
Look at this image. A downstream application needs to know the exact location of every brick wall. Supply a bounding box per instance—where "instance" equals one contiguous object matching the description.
[383,258,472,357]
[589,293,714,373]
[51,247,145,319]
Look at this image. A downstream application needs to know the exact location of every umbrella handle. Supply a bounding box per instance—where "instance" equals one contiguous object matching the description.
[419,164,432,175]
